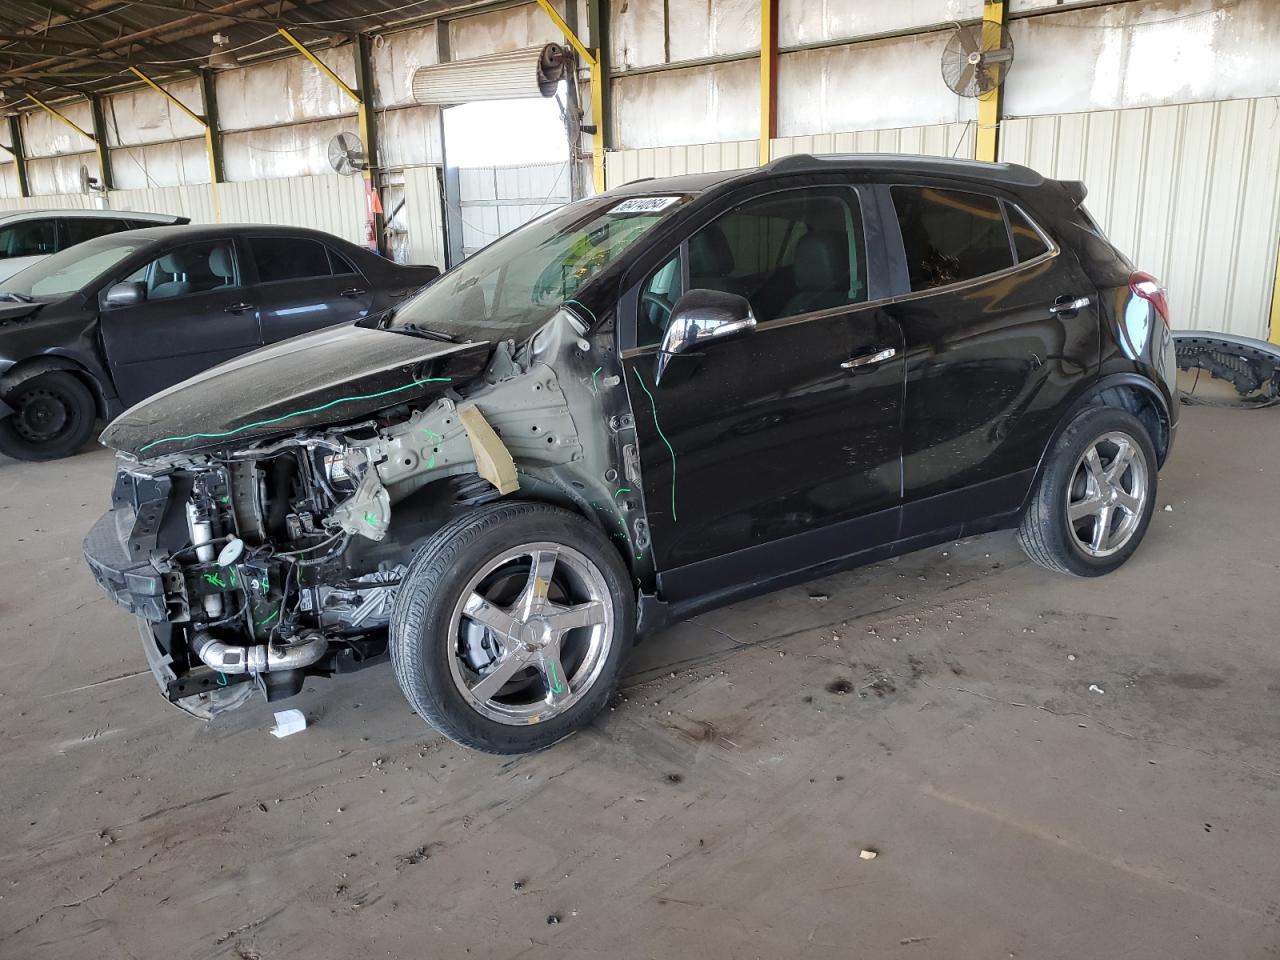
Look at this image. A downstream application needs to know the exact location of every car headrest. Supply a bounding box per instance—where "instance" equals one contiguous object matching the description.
[793,231,849,292]
[689,224,734,278]
[158,249,193,274]
[208,245,234,280]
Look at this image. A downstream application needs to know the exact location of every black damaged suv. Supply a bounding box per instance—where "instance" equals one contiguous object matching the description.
[85,154,1177,754]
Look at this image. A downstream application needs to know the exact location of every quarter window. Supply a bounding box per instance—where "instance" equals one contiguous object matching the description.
[249,237,333,283]
[891,186,1015,291]
[1006,204,1050,263]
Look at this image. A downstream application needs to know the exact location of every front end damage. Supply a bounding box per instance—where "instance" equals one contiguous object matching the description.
[84,309,653,719]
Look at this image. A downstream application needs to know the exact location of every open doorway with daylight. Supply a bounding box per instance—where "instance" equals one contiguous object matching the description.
[442,88,574,265]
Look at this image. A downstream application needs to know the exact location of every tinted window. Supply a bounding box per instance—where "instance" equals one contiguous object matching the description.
[1006,204,1050,263]
[686,187,868,325]
[250,237,332,283]
[62,217,129,247]
[0,219,57,259]
[638,253,683,347]
[891,186,1014,291]
[328,248,358,275]
[120,240,239,302]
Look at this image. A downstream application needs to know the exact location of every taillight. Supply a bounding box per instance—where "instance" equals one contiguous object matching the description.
[1129,271,1170,329]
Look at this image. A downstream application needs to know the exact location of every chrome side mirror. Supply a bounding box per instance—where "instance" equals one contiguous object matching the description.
[655,288,756,384]
[104,281,146,308]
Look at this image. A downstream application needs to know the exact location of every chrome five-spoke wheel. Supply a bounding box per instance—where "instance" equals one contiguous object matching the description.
[1066,430,1149,558]
[448,542,615,725]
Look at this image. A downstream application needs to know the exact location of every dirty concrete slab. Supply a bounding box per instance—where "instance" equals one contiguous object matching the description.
[1,405,1278,960]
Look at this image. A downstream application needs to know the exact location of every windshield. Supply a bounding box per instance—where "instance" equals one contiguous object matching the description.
[386,194,685,342]
[0,236,150,299]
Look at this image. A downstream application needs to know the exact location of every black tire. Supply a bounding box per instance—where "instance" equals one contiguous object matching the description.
[0,371,98,462]
[390,500,635,754]
[1019,406,1158,577]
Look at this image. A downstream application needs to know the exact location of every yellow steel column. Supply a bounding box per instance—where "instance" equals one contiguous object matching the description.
[1269,239,1280,345]
[534,0,605,193]
[26,93,101,175]
[974,0,1008,163]
[759,0,778,166]
[128,67,222,220]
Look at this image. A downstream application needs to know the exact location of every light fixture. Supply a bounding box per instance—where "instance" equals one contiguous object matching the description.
[207,33,239,71]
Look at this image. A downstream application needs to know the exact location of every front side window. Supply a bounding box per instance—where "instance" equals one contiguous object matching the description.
[0,219,57,259]
[891,186,1015,291]
[120,240,239,303]
[638,254,683,347]
[691,187,868,324]
[250,237,333,283]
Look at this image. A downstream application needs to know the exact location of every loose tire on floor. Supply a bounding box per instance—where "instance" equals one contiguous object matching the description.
[390,500,635,754]
[0,370,98,461]
[1019,405,1159,577]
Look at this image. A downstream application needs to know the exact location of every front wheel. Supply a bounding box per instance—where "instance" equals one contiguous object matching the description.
[390,501,635,754]
[1019,406,1159,577]
[0,370,98,461]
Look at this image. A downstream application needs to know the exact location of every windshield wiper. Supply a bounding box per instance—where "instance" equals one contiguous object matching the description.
[0,292,34,303]
[398,322,458,343]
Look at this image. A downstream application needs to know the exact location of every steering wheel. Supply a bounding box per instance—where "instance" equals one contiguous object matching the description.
[640,290,674,334]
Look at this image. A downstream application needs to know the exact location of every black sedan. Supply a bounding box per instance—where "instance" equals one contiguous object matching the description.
[0,223,439,460]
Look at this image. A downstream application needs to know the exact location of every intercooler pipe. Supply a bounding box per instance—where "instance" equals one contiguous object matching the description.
[192,630,329,676]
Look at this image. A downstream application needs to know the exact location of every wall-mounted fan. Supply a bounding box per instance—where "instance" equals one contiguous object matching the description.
[327,132,367,175]
[78,163,103,194]
[941,21,1014,97]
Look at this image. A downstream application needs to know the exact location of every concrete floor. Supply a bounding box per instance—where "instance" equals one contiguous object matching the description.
[1,403,1278,960]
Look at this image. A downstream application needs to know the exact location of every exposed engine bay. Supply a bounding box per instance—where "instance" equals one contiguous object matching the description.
[86,309,651,718]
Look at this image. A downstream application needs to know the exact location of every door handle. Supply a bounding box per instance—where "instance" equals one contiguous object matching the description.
[224,302,254,314]
[841,346,897,370]
[1049,295,1091,315]
[340,287,367,298]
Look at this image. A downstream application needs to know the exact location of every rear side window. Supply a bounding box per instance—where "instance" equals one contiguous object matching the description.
[62,217,129,247]
[249,237,333,283]
[891,186,1014,291]
[1006,205,1050,263]
[328,248,359,275]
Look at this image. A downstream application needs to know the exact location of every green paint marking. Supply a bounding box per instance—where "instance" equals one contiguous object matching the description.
[364,512,379,527]
[220,495,231,505]
[419,426,444,441]
[548,660,564,695]
[204,573,226,589]
[228,568,236,588]
[630,368,678,522]
[590,366,603,393]
[256,609,280,627]
[425,453,436,470]
[217,672,228,687]
[139,376,453,452]
[614,487,631,499]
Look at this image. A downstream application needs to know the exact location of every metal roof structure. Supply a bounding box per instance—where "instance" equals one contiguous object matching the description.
[0,0,499,104]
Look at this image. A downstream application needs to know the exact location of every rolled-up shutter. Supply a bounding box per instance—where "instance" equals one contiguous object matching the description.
[410,44,569,105]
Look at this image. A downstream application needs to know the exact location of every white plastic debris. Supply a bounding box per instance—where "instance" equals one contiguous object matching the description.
[1067,654,1077,661]
[1088,684,1105,695]
[859,849,878,861]
[271,709,308,738]
[1162,504,1173,512]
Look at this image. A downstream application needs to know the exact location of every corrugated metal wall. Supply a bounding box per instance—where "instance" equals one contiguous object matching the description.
[773,122,976,161]
[605,140,759,188]
[402,165,448,268]
[1000,97,1280,340]
[457,161,571,256]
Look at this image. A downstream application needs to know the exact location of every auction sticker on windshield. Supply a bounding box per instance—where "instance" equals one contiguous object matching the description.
[612,196,682,215]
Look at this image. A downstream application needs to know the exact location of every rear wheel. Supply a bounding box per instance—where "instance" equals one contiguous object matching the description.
[390,501,635,754]
[1019,406,1158,576]
[0,371,97,461]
